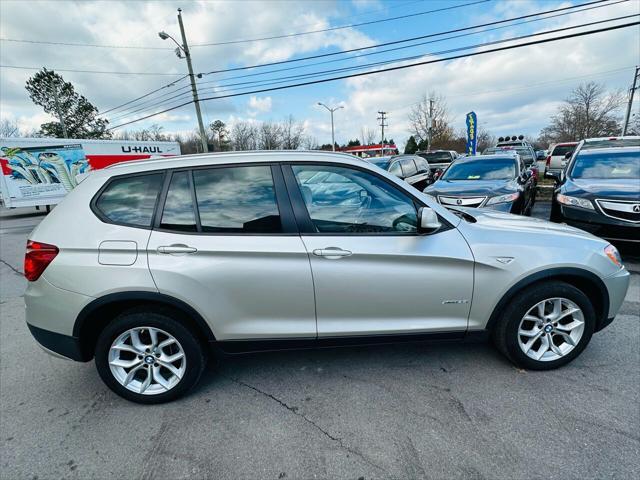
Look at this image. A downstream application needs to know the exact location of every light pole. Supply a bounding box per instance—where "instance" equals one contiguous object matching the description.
[159,8,208,153]
[318,102,343,151]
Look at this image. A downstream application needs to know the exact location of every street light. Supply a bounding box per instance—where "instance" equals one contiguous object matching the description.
[158,9,208,153]
[317,102,343,151]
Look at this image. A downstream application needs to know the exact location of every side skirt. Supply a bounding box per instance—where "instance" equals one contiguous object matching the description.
[212,330,489,355]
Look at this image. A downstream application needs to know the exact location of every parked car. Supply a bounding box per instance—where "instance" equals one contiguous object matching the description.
[549,146,639,243]
[483,145,539,182]
[424,154,535,215]
[415,150,458,174]
[545,142,578,177]
[25,151,629,403]
[367,154,433,190]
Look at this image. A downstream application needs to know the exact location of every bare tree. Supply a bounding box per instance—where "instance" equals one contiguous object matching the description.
[258,121,283,150]
[230,121,258,151]
[539,82,624,143]
[408,92,454,149]
[361,126,377,145]
[302,135,319,150]
[476,128,496,153]
[281,115,306,150]
[0,118,20,137]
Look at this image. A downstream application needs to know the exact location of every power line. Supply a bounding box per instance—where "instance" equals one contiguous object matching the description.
[197,2,626,87]
[0,0,426,50]
[106,21,638,130]
[191,15,638,96]
[198,0,615,76]
[104,0,622,117]
[190,0,491,47]
[100,75,190,115]
[0,65,185,76]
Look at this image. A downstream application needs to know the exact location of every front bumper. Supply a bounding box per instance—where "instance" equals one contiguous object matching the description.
[560,205,640,242]
[601,266,631,325]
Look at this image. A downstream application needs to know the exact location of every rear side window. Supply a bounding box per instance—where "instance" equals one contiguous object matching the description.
[95,173,163,227]
[160,171,197,232]
[193,166,281,233]
[552,145,575,156]
[400,159,417,177]
[415,157,430,173]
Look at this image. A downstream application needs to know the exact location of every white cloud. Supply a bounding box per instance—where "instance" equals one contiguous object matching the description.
[247,96,273,116]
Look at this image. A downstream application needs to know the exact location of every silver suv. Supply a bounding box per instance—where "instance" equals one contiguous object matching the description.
[25,151,630,403]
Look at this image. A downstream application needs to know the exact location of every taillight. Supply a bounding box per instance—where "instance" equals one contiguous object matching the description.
[24,240,58,281]
[546,155,551,167]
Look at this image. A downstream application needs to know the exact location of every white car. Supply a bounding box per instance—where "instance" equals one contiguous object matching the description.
[545,142,578,177]
[24,151,630,403]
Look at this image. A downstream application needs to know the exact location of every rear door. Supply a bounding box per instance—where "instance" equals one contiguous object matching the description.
[147,164,316,340]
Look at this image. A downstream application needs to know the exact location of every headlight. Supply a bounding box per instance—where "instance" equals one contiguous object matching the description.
[604,244,623,268]
[557,194,594,210]
[486,192,519,205]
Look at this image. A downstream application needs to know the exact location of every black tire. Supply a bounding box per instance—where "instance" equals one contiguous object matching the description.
[492,281,596,370]
[550,199,562,222]
[95,309,206,404]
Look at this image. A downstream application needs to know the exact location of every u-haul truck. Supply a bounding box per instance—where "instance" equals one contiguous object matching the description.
[0,137,180,208]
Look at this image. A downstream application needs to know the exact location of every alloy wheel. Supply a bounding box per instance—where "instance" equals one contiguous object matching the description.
[517,297,585,362]
[108,326,186,395]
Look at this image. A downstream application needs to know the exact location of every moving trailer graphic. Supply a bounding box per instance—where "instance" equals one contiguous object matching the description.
[0,138,180,208]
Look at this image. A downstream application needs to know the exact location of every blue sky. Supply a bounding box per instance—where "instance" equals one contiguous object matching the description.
[1,0,638,149]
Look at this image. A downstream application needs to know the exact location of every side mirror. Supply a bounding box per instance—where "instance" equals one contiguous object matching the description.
[564,151,572,160]
[545,170,563,183]
[418,207,441,234]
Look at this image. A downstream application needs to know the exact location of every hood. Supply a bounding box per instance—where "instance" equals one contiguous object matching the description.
[455,207,602,240]
[564,178,640,199]
[425,179,516,196]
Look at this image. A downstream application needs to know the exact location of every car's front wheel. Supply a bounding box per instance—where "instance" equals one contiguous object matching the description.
[493,281,596,370]
[95,309,206,404]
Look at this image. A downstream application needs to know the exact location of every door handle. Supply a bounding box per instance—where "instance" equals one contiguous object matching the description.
[312,247,352,258]
[157,244,198,254]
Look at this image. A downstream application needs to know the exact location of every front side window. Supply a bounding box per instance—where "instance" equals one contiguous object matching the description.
[95,173,163,227]
[400,158,417,177]
[292,165,418,234]
[160,171,197,232]
[193,166,281,233]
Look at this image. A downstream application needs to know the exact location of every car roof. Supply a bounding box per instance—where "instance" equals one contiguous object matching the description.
[457,154,517,162]
[583,136,640,142]
[99,150,363,177]
[576,146,640,156]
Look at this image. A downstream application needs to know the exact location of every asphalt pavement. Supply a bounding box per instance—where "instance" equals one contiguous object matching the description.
[1,203,638,480]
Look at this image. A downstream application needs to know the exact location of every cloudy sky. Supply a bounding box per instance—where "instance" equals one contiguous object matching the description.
[1,0,638,149]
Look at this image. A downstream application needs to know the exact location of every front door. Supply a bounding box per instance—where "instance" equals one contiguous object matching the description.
[147,165,316,341]
[284,163,474,338]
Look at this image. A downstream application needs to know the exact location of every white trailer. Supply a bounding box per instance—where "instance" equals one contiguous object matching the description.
[0,138,180,208]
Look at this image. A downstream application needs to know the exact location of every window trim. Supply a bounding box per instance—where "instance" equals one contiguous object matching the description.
[90,170,167,230]
[281,161,451,236]
[152,162,299,236]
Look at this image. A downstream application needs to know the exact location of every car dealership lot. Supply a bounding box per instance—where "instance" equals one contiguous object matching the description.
[1,206,638,479]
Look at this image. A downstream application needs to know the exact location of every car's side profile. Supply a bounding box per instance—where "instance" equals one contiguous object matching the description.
[25,151,630,403]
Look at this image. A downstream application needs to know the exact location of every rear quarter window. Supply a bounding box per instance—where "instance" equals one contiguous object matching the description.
[94,173,164,227]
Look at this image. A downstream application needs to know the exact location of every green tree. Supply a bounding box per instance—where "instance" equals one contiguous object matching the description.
[347,138,361,147]
[209,120,231,151]
[25,68,110,139]
[404,135,418,154]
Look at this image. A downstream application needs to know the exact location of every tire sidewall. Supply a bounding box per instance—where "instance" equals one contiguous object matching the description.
[95,311,205,404]
[502,282,596,370]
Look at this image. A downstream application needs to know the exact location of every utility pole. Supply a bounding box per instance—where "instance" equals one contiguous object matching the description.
[317,103,343,151]
[176,8,208,153]
[427,97,434,151]
[51,83,69,138]
[622,65,639,136]
[377,111,388,155]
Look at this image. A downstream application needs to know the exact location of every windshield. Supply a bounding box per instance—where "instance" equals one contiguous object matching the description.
[442,158,516,180]
[582,138,640,150]
[418,152,452,163]
[551,145,576,156]
[570,151,640,179]
[367,157,392,169]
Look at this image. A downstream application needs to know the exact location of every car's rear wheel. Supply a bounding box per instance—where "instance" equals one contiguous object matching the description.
[493,281,595,370]
[95,310,206,404]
